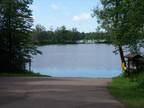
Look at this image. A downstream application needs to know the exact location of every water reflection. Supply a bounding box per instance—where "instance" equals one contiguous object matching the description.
[32,44,122,78]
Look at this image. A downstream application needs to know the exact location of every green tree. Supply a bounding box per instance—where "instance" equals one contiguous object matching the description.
[31,24,49,44]
[93,0,144,70]
[35,24,46,32]
[0,0,39,72]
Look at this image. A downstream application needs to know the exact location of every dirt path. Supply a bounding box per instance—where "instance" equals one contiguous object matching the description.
[0,77,125,108]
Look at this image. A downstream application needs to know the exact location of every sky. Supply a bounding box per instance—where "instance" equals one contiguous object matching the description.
[30,0,101,33]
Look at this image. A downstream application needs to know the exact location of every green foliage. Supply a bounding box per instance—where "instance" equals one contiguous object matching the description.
[31,25,81,44]
[85,32,112,43]
[93,0,144,53]
[108,75,144,108]
[31,24,111,45]
[135,73,144,89]
[0,0,39,72]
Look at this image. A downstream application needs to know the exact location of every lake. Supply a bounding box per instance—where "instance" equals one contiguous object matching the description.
[32,44,122,78]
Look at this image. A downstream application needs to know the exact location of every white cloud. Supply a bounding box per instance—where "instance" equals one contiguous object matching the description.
[72,13,91,22]
[50,4,60,11]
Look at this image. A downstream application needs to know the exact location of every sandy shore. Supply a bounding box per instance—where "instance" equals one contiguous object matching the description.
[0,77,125,108]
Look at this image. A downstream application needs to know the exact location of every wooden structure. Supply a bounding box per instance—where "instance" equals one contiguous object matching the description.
[125,53,144,72]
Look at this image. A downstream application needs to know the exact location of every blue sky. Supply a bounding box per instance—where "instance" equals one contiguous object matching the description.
[31,0,101,33]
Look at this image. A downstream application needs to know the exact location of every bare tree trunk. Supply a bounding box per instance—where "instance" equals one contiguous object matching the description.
[118,46,126,66]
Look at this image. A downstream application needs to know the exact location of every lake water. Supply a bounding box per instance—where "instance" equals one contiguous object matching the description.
[32,44,122,78]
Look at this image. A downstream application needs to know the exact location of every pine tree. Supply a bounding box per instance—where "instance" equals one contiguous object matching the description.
[0,0,39,72]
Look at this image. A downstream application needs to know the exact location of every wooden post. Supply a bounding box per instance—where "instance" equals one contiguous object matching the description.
[29,59,31,72]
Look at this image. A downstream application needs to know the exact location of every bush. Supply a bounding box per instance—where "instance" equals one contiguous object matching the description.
[136,73,144,89]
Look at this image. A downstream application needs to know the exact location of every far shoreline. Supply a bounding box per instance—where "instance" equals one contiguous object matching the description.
[34,41,112,46]
[0,71,51,77]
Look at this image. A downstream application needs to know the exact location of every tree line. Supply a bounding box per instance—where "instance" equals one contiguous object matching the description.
[31,25,82,44]
[31,24,111,45]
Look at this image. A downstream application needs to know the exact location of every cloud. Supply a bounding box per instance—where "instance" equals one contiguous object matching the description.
[72,13,91,22]
[50,4,60,11]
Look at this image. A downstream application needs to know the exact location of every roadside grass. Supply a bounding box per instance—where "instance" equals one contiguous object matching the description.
[0,71,50,77]
[108,74,144,108]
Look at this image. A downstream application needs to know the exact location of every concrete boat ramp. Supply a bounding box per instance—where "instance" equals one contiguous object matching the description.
[0,77,125,108]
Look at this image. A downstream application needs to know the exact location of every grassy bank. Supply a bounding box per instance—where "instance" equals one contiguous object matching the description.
[108,74,144,108]
[0,71,50,77]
